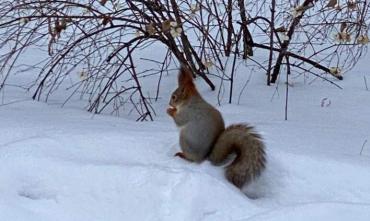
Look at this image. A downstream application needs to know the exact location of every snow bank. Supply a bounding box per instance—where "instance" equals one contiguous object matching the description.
[1,58,370,220]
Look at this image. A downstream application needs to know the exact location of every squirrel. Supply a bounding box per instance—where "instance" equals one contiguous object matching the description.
[167,65,266,189]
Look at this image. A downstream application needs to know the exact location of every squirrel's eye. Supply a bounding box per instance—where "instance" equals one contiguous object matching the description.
[171,95,177,100]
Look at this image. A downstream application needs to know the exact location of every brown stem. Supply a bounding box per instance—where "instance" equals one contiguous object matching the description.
[127,47,153,121]
[270,0,315,83]
[267,0,276,86]
[225,0,234,57]
[237,0,253,58]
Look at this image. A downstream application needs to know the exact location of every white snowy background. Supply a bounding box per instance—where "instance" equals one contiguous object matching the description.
[1,43,370,220]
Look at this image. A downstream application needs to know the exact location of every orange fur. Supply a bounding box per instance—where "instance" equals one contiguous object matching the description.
[178,65,199,97]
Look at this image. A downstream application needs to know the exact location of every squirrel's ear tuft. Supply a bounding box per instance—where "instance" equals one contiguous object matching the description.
[178,65,194,88]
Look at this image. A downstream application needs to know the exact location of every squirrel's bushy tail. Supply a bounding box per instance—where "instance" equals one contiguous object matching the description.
[208,124,266,188]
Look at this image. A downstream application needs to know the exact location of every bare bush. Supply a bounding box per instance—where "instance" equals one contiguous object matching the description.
[0,0,369,120]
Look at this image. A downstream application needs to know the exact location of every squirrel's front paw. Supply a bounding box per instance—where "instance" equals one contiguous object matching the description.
[166,106,177,117]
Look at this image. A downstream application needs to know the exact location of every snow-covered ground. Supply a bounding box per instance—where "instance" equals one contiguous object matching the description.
[1,53,370,220]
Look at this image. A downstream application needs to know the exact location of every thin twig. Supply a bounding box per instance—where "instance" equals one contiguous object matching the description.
[360,140,368,155]
[364,76,369,91]
[285,56,290,121]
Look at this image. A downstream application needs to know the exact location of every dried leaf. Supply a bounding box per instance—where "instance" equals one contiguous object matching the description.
[65,17,72,23]
[275,26,287,32]
[161,20,171,32]
[290,6,304,18]
[348,1,357,10]
[329,67,343,80]
[170,28,180,37]
[329,67,341,75]
[135,30,142,37]
[190,3,200,14]
[326,0,337,8]
[278,32,290,41]
[145,23,156,35]
[170,21,178,27]
[78,70,88,80]
[357,35,369,45]
[102,15,112,26]
[335,32,351,43]
[20,17,29,25]
[204,60,213,68]
[175,27,183,34]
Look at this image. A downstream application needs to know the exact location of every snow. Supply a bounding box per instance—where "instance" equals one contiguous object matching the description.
[1,53,370,220]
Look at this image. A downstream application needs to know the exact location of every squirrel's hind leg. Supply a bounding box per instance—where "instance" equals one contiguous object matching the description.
[174,152,194,162]
[174,151,205,163]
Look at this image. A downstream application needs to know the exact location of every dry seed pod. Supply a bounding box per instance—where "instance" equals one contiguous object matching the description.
[161,20,172,32]
[145,23,156,35]
[357,35,369,45]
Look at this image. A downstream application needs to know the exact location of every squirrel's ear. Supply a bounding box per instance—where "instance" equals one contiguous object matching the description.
[178,65,194,88]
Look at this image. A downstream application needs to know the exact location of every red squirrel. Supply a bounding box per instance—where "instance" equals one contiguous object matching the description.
[167,65,266,188]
